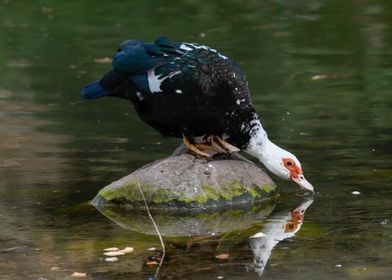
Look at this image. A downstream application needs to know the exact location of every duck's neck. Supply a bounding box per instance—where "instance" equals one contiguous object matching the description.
[244,119,279,162]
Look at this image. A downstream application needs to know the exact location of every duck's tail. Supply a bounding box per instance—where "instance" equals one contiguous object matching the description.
[81,81,109,99]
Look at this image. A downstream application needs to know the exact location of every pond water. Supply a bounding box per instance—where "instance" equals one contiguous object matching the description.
[0,1,391,279]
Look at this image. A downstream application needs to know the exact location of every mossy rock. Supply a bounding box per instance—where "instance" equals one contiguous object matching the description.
[92,150,278,209]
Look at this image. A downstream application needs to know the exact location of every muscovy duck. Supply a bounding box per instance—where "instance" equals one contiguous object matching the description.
[81,37,314,192]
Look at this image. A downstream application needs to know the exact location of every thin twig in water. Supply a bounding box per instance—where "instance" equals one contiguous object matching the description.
[136,179,166,279]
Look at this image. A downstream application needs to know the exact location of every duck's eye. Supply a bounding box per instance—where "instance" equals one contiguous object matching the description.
[283,158,296,168]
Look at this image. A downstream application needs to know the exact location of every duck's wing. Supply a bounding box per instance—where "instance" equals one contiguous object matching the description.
[110,37,252,106]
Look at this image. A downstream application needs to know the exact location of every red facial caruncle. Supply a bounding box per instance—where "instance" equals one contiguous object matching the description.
[282,158,303,180]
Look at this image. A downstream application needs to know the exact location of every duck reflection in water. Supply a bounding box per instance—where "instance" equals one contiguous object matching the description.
[249,199,314,276]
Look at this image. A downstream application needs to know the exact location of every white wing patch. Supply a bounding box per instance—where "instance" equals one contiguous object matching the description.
[136,91,144,101]
[179,43,193,52]
[179,43,228,60]
[236,98,246,105]
[147,69,163,93]
[147,68,182,93]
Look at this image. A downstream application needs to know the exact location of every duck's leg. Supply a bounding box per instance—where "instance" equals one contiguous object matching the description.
[182,135,214,158]
[183,135,240,158]
[209,135,240,154]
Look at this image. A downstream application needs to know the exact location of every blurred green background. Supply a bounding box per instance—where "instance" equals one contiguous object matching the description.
[0,1,391,279]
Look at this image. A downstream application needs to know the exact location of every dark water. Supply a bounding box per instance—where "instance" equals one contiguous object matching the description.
[1,1,391,279]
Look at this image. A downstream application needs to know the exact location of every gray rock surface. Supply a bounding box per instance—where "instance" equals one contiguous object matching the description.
[92,148,278,209]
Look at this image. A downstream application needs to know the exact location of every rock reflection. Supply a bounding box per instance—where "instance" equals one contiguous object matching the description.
[93,202,277,237]
[249,199,314,276]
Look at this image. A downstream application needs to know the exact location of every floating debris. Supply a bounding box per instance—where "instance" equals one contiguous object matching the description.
[311,74,327,80]
[94,57,112,64]
[71,272,87,278]
[351,191,361,195]
[147,247,157,251]
[50,266,60,271]
[120,247,134,254]
[215,253,230,260]
[336,264,343,268]
[101,246,134,263]
[103,251,125,257]
[104,247,119,252]
[217,276,224,279]
[146,260,159,266]
[105,257,119,262]
[380,219,389,225]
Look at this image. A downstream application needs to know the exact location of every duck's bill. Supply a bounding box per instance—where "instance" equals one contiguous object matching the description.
[292,175,314,193]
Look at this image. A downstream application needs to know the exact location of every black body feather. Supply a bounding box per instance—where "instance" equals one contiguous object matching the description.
[82,37,260,149]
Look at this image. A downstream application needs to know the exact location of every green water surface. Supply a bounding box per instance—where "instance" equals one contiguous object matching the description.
[0,1,391,279]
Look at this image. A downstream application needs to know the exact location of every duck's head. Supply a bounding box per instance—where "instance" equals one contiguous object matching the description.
[258,139,314,193]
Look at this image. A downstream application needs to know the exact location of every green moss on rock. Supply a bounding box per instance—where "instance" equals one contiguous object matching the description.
[92,152,278,209]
